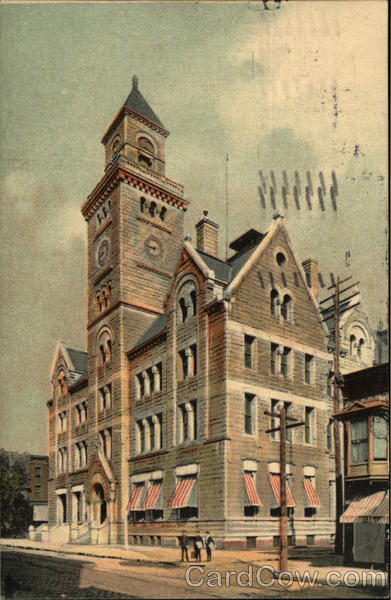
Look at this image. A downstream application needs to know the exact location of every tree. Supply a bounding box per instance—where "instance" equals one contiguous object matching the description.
[0,450,33,537]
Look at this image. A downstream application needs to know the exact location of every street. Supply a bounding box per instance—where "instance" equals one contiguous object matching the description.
[1,546,388,599]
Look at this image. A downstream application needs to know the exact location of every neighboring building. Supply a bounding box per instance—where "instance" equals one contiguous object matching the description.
[335,363,389,565]
[315,275,376,375]
[28,455,49,525]
[46,77,336,548]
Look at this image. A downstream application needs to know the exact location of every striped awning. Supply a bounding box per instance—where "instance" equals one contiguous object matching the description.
[126,483,145,511]
[243,473,263,507]
[341,490,389,524]
[143,481,162,510]
[169,477,196,509]
[269,474,295,508]
[303,479,320,508]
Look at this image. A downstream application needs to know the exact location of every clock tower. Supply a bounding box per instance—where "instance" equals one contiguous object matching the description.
[81,77,187,543]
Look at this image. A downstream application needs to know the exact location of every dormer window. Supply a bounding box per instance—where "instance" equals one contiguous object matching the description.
[281,294,292,321]
[177,280,197,324]
[271,289,280,317]
[57,370,67,395]
[276,252,286,266]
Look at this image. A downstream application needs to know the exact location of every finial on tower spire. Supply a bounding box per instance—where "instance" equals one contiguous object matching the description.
[132,75,139,90]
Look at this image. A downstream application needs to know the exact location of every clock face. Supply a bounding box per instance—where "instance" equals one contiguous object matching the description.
[144,235,162,259]
[97,239,110,268]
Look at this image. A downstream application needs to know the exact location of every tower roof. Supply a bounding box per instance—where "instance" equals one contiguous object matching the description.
[101,75,169,144]
[124,76,165,129]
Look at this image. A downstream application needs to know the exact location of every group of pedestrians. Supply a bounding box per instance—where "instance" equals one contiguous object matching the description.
[179,530,214,562]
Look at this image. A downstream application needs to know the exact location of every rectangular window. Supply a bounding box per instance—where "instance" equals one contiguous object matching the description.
[244,335,255,369]
[281,347,291,378]
[244,393,255,435]
[305,407,314,444]
[158,413,163,448]
[35,485,41,497]
[179,350,188,380]
[156,362,163,391]
[350,417,368,464]
[137,373,144,398]
[285,402,293,442]
[327,374,333,397]
[304,354,313,384]
[178,402,196,443]
[271,399,279,441]
[139,421,145,453]
[190,344,197,376]
[147,368,154,394]
[271,343,278,375]
[373,416,387,460]
[35,467,41,478]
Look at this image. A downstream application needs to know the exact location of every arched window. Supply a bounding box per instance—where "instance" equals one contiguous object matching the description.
[270,289,280,317]
[177,280,198,324]
[138,137,154,154]
[140,197,147,213]
[276,252,286,266]
[281,294,292,321]
[57,370,67,395]
[98,330,113,366]
[190,290,197,316]
[179,297,187,322]
[111,136,120,159]
[349,334,356,357]
[357,338,365,358]
[160,206,167,221]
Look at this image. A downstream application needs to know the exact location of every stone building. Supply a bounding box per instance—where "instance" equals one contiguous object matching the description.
[46,77,336,548]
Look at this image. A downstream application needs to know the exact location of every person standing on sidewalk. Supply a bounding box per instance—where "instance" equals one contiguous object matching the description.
[179,530,189,562]
[194,531,203,561]
[205,531,215,561]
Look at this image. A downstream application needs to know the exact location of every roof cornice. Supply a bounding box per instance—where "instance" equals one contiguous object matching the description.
[81,163,188,220]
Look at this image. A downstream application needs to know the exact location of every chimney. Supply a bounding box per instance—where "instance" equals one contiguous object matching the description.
[302,258,320,299]
[195,211,219,257]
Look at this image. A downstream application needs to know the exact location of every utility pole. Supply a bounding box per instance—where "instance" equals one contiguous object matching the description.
[319,275,360,555]
[265,407,304,572]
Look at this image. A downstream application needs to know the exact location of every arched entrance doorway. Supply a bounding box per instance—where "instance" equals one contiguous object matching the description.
[92,483,107,525]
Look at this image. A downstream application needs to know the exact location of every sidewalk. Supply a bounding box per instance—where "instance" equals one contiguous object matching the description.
[1,538,388,589]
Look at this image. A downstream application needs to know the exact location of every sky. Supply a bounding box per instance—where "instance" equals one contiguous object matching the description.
[0,0,388,454]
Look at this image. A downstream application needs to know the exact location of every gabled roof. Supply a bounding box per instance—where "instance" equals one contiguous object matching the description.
[124,76,165,130]
[50,341,88,383]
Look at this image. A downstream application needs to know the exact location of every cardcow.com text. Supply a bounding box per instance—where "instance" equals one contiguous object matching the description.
[184,565,386,589]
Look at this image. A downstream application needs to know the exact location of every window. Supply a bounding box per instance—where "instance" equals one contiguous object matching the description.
[98,384,112,412]
[305,407,315,444]
[244,393,255,435]
[98,331,112,367]
[271,399,279,441]
[373,416,387,460]
[190,345,197,377]
[285,402,293,442]
[270,289,280,317]
[276,252,286,266]
[244,335,255,369]
[35,486,41,498]
[57,370,67,395]
[281,294,292,321]
[139,137,154,154]
[57,411,67,433]
[280,347,291,378]
[357,338,365,358]
[304,354,314,384]
[178,401,197,443]
[99,428,112,460]
[350,417,368,464]
[179,350,188,380]
[349,334,356,356]
[35,467,41,479]
[271,343,279,375]
[57,448,67,474]
[177,281,197,323]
